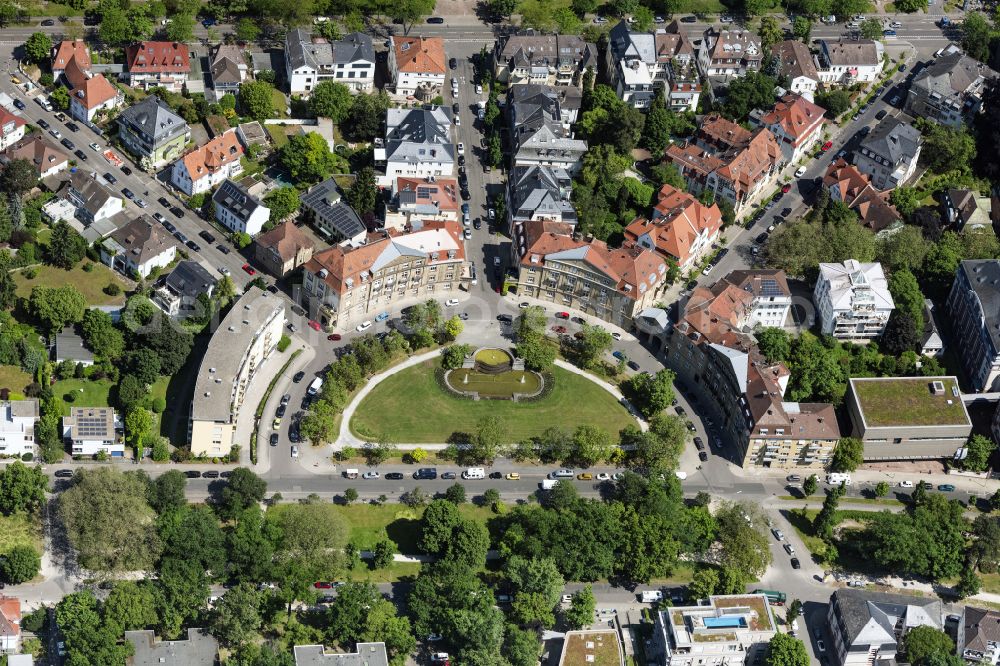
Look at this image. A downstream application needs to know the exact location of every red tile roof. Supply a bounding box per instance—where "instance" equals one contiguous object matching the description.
[0,107,26,134]
[0,597,20,639]
[52,40,90,72]
[71,73,119,110]
[393,36,447,75]
[396,176,460,212]
[126,41,191,74]
[179,130,242,182]
[623,184,722,266]
[756,93,825,145]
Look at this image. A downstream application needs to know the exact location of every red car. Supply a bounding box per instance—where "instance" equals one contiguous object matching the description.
[555,311,569,319]
[308,320,321,331]
[821,141,833,152]
[551,325,567,334]
[242,263,256,275]
[314,582,332,589]
[327,333,342,341]
[781,184,791,193]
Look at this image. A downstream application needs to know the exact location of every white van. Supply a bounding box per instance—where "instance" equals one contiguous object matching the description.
[307,377,323,396]
[548,469,574,479]
[641,590,663,603]
[540,479,558,490]
[343,469,359,479]
[462,467,485,480]
[35,95,52,111]
[826,473,852,486]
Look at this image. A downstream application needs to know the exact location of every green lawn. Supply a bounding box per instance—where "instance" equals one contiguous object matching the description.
[265,124,291,148]
[446,368,541,398]
[351,361,635,443]
[675,0,726,12]
[15,263,128,307]
[330,502,494,554]
[51,378,114,414]
[271,89,288,118]
[0,513,43,557]
[0,366,31,397]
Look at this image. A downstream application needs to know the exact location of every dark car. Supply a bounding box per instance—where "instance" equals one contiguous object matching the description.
[790,557,801,569]
[385,472,404,480]
[174,231,188,243]
[41,19,54,25]
[185,470,202,478]
[269,433,279,446]
[66,122,79,132]
[461,188,471,201]
[122,188,135,200]
[199,230,216,243]
[489,472,503,479]
[627,360,641,371]
[203,470,220,478]
[497,314,513,323]
[163,221,176,233]
[699,451,709,462]
[449,57,457,69]
[680,15,697,21]
[158,196,170,207]
[54,469,74,478]
[60,138,74,150]
[694,437,705,450]
[427,16,444,23]
[937,484,956,492]
[276,404,286,418]
[441,471,458,480]
[293,371,305,383]
[413,468,438,480]
[473,218,482,229]
[37,119,49,130]
[216,244,230,254]
[12,99,24,110]
[676,406,687,417]
[457,155,465,167]
[875,109,888,120]
[120,165,132,175]
[201,17,217,27]
[452,102,460,114]
[288,427,300,443]
[186,240,201,252]
[74,149,87,161]
[780,207,792,218]
[170,206,184,218]
[220,471,232,478]
[103,171,117,184]
[755,232,769,244]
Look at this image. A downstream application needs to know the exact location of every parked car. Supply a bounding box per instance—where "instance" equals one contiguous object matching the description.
[771,528,784,540]
[356,320,372,332]
[698,451,708,461]
[362,471,380,480]
[122,188,135,200]
[199,230,216,243]
[441,472,457,480]
[693,437,704,450]
[937,484,956,492]
[385,472,404,480]
[54,469,74,478]
[790,557,801,569]
[170,206,184,218]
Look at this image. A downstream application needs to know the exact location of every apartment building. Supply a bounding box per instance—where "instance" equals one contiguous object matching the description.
[827,589,942,666]
[51,39,90,81]
[116,96,190,171]
[384,176,460,231]
[293,643,388,666]
[697,27,763,78]
[605,21,699,110]
[0,108,26,152]
[814,259,895,341]
[770,40,820,97]
[823,159,903,234]
[750,93,826,164]
[853,117,922,190]
[623,183,722,271]
[209,44,248,102]
[653,595,777,666]
[253,220,315,277]
[170,129,243,196]
[388,36,446,96]
[301,222,467,330]
[299,178,367,244]
[285,29,375,96]
[509,105,588,174]
[507,165,576,260]
[959,607,1000,666]
[63,407,121,457]
[0,400,38,458]
[2,134,69,178]
[66,170,123,225]
[947,259,1000,392]
[906,50,996,127]
[212,178,269,237]
[374,107,454,187]
[124,41,191,92]
[102,215,176,278]
[189,288,285,457]
[815,39,885,85]
[509,84,582,129]
[493,33,597,87]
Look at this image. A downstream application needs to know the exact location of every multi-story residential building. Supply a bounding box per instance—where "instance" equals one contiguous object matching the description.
[750,93,825,164]
[493,33,597,88]
[726,269,793,327]
[0,597,20,654]
[170,129,243,196]
[0,400,38,458]
[509,105,587,174]
[770,40,820,98]
[153,260,218,318]
[665,115,783,216]
[658,272,840,468]
[814,259,894,341]
[507,165,576,259]
[947,259,1000,392]
[959,607,1000,665]
[212,178,270,237]
[51,40,90,81]
[384,176,460,231]
[509,84,582,129]
[604,20,701,111]
[0,108,25,152]
[374,107,454,187]
[116,96,191,171]
[656,26,701,111]
[389,36,446,96]
[209,44,248,102]
[63,407,121,457]
[301,222,467,330]
[189,288,284,457]
[653,595,777,666]
[827,589,942,666]
[124,41,191,92]
[942,188,995,231]
[853,117,922,190]
[68,73,122,123]
[126,629,219,666]
[2,134,69,178]
[67,170,123,225]
[101,215,177,278]
[845,376,972,461]
[254,220,316,277]
[623,183,722,271]
[514,220,667,328]
[285,28,375,96]
[697,27,763,78]
[300,178,367,243]
[815,39,885,85]
[293,643,388,666]
[823,158,903,234]
[921,299,945,358]
[906,50,996,127]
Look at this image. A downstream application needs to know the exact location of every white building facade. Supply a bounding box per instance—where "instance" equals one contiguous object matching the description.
[814,259,895,341]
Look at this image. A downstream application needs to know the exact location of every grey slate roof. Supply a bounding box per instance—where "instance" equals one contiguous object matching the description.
[293,643,388,666]
[212,179,267,225]
[125,628,218,666]
[117,95,188,142]
[958,260,1000,357]
[831,589,941,648]
[496,33,597,72]
[962,607,1000,656]
[608,20,657,64]
[210,44,244,85]
[509,84,577,127]
[164,260,217,301]
[911,51,996,99]
[860,116,922,166]
[286,28,374,71]
[509,165,576,223]
[55,327,94,364]
[68,170,117,218]
[300,178,366,239]
[109,215,176,266]
[384,107,454,164]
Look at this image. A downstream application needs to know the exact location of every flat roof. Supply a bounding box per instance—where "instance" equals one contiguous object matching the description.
[559,630,622,666]
[850,376,971,428]
[190,287,284,423]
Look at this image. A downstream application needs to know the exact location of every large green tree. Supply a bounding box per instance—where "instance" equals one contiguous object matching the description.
[217,467,267,520]
[0,544,40,583]
[212,582,263,648]
[0,461,47,515]
[831,437,864,472]
[279,132,344,185]
[239,80,276,121]
[309,81,353,123]
[24,32,52,64]
[767,633,809,666]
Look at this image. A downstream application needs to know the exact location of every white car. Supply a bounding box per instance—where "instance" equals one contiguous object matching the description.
[611,332,622,341]
[475,84,483,95]
[219,266,231,276]
[562,594,573,603]
[794,166,807,177]
[445,298,460,307]
[890,20,902,27]
[454,114,460,126]
[291,445,298,458]
[457,142,465,155]
[362,471,380,480]
[49,128,62,139]
[899,480,914,488]
[89,142,101,151]
[431,654,450,663]
[596,472,611,481]
[356,320,372,332]
[57,642,66,656]
[463,229,472,239]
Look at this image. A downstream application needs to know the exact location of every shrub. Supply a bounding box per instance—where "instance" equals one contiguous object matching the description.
[152,396,166,413]
[22,268,36,279]
[151,438,169,462]
[82,262,94,272]
[277,335,291,352]
[20,452,32,462]
[104,283,121,296]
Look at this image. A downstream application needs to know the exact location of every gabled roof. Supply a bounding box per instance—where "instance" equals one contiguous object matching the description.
[509,165,576,223]
[831,589,941,648]
[0,597,20,639]
[496,33,597,71]
[824,158,873,205]
[702,28,763,63]
[956,260,1000,354]
[861,116,922,166]
[755,93,825,142]
[770,40,819,81]
[608,21,657,64]
[255,219,315,262]
[285,29,375,72]
[962,607,1000,656]
[210,44,246,85]
[0,106,26,134]
[393,36,446,75]
[69,170,117,217]
[2,134,69,175]
[163,260,217,300]
[300,178,366,239]
[912,50,996,98]
[52,40,90,72]
[179,130,242,182]
[623,183,722,265]
[212,178,267,224]
[71,73,119,110]
[384,107,454,164]
[822,39,882,66]
[125,41,190,74]
[109,215,176,265]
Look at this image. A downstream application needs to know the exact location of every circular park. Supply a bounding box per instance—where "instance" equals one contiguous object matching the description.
[349,350,636,444]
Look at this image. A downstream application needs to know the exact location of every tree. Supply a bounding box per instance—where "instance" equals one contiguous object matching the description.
[758,16,784,48]
[279,132,343,185]
[346,166,378,216]
[575,324,613,368]
[903,626,956,666]
[889,187,921,220]
[239,81,276,121]
[419,500,462,555]
[722,71,778,123]
[59,468,161,572]
[831,437,864,472]
[0,544,39,584]
[570,424,613,467]
[471,415,508,463]
[875,481,890,498]
[961,12,992,61]
[860,18,884,40]
[957,567,982,599]
[344,90,391,142]
[326,581,415,666]
[815,89,852,118]
[881,311,919,356]
[887,268,925,325]
[803,474,819,495]
[755,327,791,363]
[767,633,809,666]
[372,538,395,569]
[626,368,676,418]
[263,186,300,224]
[512,591,556,629]
[234,17,261,42]
[147,470,187,515]
[487,0,518,19]
[124,408,152,451]
[919,123,977,174]
[56,590,135,665]
[310,81,353,123]
[963,434,997,472]
[212,582,262,648]
[157,555,210,638]
[47,221,87,269]
[715,502,771,578]
[104,581,158,633]
[217,467,267,520]
[160,505,227,576]
[864,493,967,580]
[165,13,195,41]
[564,585,595,630]
[792,16,812,43]
[390,0,436,34]
[28,285,88,332]
[506,555,564,607]
[878,227,929,274]
[444,483,467,504]
[813,483,845,538]
[24,32,52,64]
[504,625,542,666]
[689,566,720,600]
[0,461,47,515]
[443,315,463,341]
[81,309,124,360]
